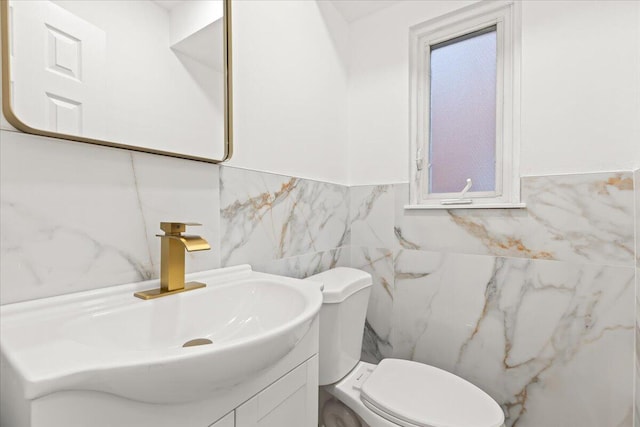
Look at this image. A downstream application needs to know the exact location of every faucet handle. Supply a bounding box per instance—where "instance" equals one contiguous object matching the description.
[159,222,202,235]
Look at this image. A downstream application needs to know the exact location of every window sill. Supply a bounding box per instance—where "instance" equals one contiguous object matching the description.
[404,202,526,210]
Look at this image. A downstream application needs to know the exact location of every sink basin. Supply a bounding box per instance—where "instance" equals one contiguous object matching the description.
[0,265,322,404]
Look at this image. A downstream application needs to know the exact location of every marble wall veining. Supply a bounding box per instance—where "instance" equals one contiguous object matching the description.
[1,130,638,427]
[0,132,354,304]
[394,252,633,427]
[219,166,351,277]
[354,171,637,427]
[395,173,635,265]
[0,131,220,304]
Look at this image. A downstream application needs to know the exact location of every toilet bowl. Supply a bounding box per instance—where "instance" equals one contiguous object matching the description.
[306,268,505,427]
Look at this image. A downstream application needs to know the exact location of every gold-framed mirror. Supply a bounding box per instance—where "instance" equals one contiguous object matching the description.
[0,0,232,163]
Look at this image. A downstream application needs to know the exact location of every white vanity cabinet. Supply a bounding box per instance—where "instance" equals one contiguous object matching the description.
[208,356,318,427]
[235,356,318,427]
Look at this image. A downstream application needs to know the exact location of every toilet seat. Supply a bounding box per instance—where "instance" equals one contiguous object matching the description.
[359,359,504,427]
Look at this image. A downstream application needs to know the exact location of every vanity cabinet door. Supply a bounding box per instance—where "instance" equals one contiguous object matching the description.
[209,411,234,427]
[235,356,318,427]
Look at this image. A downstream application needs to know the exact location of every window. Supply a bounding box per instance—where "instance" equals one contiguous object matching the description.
[409,1,523,209]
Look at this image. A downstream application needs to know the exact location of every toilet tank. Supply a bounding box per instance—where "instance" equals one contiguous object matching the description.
[305,268,372,386]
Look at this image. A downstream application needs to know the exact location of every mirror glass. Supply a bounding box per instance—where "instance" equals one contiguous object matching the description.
[3,0,231,162]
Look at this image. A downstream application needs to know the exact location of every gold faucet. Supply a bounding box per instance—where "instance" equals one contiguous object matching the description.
[134,222,211,300]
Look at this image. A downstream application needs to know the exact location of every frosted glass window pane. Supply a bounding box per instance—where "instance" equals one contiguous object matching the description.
[429,28,497,194]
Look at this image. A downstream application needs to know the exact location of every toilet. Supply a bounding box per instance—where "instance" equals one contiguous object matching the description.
[306,267,505,427]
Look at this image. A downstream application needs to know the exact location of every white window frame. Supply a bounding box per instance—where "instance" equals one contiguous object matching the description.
[408,1,524,209]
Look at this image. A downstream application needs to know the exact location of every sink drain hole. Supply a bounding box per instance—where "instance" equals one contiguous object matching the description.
[183,338,213,347]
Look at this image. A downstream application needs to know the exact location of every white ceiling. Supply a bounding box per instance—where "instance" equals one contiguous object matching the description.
[329,0,403,23]
[153,0,402,23]
[151,0,183,11]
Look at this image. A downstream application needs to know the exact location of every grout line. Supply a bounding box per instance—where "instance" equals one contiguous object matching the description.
[633,169,639,427]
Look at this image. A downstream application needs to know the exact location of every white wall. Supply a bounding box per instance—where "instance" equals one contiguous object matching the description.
[7,0,637,186]
[2,0,351,180]
[169,0,223,46]
[228,0,350,185]
[520,1,640,177]
[347,0,640,185]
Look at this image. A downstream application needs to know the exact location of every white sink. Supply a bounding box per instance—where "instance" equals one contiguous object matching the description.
[0,265,322,404]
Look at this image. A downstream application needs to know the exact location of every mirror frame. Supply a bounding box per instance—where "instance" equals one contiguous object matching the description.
[0,0,233,163]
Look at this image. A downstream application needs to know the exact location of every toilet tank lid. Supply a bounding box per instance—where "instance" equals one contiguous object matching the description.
[305,267,372,303]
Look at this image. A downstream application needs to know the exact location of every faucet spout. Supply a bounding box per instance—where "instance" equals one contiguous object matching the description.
[159,234,211,252]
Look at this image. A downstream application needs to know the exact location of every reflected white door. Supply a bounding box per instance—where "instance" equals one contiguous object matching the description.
[9,0,106,137]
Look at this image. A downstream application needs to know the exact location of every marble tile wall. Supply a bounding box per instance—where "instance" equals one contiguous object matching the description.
[0,131,220,304]
[218,166,351,276]
[2,131,638,427]
[353,171,637,427]
[0,132,353,304]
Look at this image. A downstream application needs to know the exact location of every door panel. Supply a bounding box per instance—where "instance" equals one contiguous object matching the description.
[10,0,106,137]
